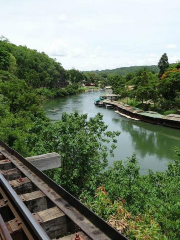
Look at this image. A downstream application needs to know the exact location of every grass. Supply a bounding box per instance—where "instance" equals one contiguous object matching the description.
[81,86,100,92]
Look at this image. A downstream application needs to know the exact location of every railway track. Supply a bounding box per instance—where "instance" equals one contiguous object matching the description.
[0,140,128,240]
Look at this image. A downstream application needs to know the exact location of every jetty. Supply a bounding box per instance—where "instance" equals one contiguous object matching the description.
[94,94,120,106]
[96,99,180,129]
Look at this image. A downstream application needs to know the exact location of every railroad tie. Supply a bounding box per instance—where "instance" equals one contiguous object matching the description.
[0,168,22,181]
[0,158,13,170]
[33,206,77,239]
[9,177,35,195]
[0,143,128,240]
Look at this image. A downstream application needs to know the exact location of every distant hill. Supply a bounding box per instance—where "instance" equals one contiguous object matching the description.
[85,65,159,76]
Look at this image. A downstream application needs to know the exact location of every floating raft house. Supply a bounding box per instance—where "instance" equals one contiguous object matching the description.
[100,94,120,101]
[102,100,180,129]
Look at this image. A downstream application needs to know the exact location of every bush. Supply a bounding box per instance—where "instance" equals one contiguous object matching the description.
[163,110,177,115]
[35,88,55,99]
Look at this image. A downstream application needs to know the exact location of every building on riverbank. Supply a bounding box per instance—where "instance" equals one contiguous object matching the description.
[101,100,180,129]
[100,94,120,101]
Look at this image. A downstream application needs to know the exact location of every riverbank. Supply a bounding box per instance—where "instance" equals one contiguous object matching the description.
[43,90,179,174]
[35,85,101,101]
[102,100,180,129]
[35,85,86,101]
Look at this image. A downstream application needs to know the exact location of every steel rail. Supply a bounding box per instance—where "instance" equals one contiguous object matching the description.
[0,172,50,240]
[0,140,128,240]
[0,214,13,240]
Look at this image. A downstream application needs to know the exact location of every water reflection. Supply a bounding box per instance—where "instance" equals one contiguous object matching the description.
[118,119,179,160]
[43,91,180,174]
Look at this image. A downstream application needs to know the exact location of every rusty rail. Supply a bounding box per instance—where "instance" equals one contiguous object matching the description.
[0,140,128,240]
[0,214,13,240]
[0,173,50,240]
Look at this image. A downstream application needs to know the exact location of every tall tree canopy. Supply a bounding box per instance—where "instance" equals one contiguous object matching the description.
[0,39,67,88]
[159,63,180,102]
[158,53,169,78]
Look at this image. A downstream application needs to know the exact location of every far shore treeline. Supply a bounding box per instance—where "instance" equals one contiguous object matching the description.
[0,38,180,239]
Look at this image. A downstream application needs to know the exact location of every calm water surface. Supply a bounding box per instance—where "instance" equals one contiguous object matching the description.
[43,91,180,174]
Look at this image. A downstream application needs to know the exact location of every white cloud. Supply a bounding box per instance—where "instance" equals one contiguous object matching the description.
[2,0,180,70]
[46,39,69,57]
[89,47,109,58]
[71,48,86,58]
[169,56,180,63]
[57,14,67,22]
[166,44,177,49]
[144,54,159,64]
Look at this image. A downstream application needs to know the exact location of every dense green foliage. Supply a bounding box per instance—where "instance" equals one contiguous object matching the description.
[0,38,90,94]
[84,54,179,113]
[0,77,48,156]
[45,112,119,195]
[107,55,180,113]
[159,64,180,103]
[85,65,159,76]
[80,150,180,239]
[0,40,67,88]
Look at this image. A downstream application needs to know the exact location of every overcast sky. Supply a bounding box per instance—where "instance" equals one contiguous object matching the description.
[1,0,180,71]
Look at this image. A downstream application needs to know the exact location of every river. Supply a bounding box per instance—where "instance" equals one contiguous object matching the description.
[43,90,180,174]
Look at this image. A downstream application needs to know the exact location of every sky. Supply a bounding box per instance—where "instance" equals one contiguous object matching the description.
[1,0,180,71]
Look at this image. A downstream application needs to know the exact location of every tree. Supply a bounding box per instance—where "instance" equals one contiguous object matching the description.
[0,50,10,71]
[0,40,68,89]
[158,53,169,78]
[44,112,120,196]
[67,69,85,84]
[131,69,159,105]
[0,77,43,114]
[159,66,180,101]
[109,75,125,94]
[8,53,17,74]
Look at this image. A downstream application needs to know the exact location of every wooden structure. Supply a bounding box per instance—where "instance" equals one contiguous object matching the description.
[100,94,120,101]
[0,140,128,240]
[26,152,61,171]
[103,100,180,129]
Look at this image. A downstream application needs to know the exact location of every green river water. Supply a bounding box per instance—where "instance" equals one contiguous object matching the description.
[43,90,180,174]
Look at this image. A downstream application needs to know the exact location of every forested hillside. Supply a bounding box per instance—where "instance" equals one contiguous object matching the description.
[0,38,90,98]
[85,65,159,76]
[0,38,67,88]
